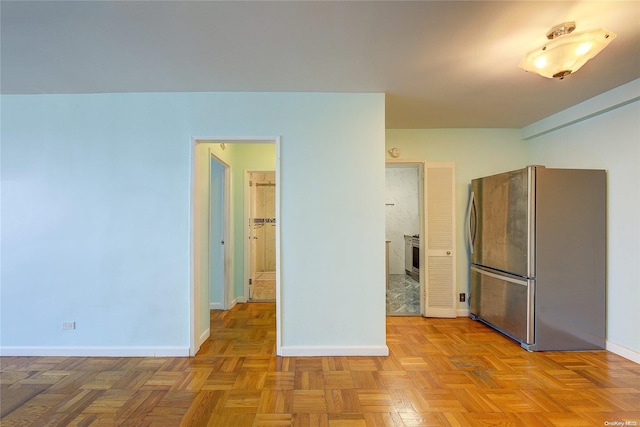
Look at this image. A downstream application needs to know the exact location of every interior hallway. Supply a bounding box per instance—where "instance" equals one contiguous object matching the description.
[1,303,639,426]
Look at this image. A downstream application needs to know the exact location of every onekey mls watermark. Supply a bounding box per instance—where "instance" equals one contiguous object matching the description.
[604,421,638,426]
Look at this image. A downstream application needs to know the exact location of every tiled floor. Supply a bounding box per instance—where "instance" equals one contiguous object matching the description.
[386,274,420,315]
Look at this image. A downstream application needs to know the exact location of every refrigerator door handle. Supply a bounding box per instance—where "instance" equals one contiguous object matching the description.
[466,191,476,254]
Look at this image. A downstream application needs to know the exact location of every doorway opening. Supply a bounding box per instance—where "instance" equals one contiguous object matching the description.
[385,162,425,316]
[247,171,276,302]
[191,137,280,357]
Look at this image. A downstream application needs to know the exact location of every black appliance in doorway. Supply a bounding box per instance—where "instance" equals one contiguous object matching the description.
[410,234,419,281]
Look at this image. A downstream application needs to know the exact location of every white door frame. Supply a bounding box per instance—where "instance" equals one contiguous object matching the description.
[385,160,426,315]
[189,136,281,357]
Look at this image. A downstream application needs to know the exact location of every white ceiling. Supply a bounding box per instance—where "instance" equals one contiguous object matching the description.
[2,1,639,128]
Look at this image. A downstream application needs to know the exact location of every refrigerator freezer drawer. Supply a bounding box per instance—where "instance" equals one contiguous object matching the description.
[470,266,534,345]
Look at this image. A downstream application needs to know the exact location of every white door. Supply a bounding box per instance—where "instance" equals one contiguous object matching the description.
[424,162,457,317]
[247,171,276,301]
[209,154,227,309]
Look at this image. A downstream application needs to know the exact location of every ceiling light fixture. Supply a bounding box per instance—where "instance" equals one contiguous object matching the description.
[519,22,616,79]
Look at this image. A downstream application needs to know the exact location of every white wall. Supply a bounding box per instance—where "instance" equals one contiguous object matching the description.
[524,80,640,359]
[0,92,386,356]
[280,96,387,355]
[385,129,529,312]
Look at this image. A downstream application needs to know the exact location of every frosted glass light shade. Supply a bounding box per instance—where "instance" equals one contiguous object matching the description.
[519,28,616,79]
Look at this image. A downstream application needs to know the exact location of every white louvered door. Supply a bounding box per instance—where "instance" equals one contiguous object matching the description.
[424,163,456,317]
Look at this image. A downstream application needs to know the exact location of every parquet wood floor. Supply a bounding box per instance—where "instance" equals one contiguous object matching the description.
[2,303,639,426]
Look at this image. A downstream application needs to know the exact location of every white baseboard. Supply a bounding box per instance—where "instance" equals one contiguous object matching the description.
[0,346,189,357]
[279,345,389,357]
[3,340,635,364]
[196,328,210,351]
[606,341,640,364]
[210,300,242,311]
[457,308,470,317]
[457,314,638,364]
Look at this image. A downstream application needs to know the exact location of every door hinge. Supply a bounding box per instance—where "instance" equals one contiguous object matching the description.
[249,279,253,285]
[249,180,253,187]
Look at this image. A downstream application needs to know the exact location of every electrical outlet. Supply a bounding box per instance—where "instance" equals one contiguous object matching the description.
[62,321,76,330]
[459,293,466,302]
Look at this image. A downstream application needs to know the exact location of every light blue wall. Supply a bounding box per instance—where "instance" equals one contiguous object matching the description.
[0,92,386,355]
[2,94,191,351]
[279,97,387,354]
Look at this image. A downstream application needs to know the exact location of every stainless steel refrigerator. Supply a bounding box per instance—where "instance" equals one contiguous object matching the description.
[468,166,606,351]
